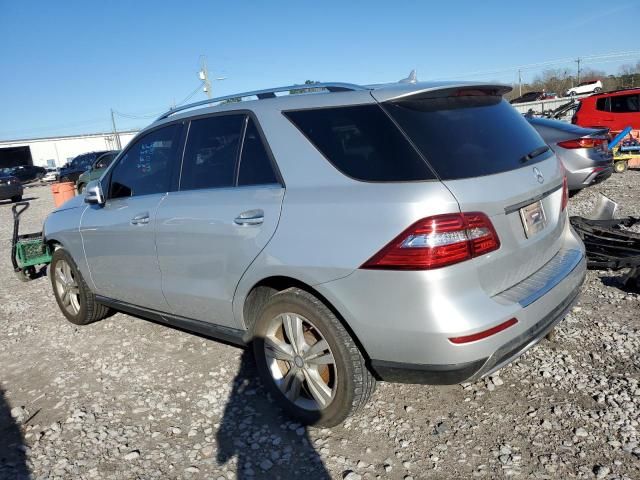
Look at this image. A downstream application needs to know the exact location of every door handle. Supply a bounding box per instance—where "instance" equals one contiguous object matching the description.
[131,212,150,225]
[234,209,264,226]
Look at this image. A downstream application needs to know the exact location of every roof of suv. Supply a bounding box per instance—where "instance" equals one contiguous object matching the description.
[146,81,511,134]
[585,87,640,99]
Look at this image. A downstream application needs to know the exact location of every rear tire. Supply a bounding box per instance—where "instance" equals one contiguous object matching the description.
[594,87,602,93]
[10,195,22,202]
[614,161,628,173]
[50,248,111,325]
[252,288,375,427]
[77,183,84,194]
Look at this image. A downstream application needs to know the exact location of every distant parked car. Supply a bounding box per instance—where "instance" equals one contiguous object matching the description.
[76,151,119,193]
[8,165,46,183]
[42,168,59,183]
[510,91,546,104]
[572,87,640,134]
[565,79,603,97]
[511,91,557,104]
[0,170,23,202]
[58,151,111,183]
[526,116,612,192]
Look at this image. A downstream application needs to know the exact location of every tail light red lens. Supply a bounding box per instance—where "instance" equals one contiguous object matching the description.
[558,138,605,149]
[561,175,568,211]
[449,318,518,344]
[361,212,500,270]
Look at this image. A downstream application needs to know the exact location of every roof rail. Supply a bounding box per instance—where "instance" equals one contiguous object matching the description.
[155,82,369,122]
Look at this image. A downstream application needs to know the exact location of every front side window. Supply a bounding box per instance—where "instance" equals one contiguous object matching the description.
[610,94,640,113]
[238,118,278,186]
[109,124,182,198]
[180,115,245,191]
[95,153,117,169]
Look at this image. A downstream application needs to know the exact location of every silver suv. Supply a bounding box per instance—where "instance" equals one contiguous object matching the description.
[44,81,586,426]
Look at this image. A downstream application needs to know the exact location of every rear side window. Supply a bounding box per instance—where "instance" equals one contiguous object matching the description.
[180,115,245,191]
[284,105,434,182]
[610,94,640,113]
[596,97,610,112]
[238,118,278,186]
[384,96,550,180]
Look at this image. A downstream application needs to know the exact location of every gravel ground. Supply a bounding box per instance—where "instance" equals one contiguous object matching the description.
[1,173,639,480]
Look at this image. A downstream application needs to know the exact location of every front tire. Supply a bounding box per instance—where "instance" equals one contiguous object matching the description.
[50,248,111,325]
[252,288,375,427]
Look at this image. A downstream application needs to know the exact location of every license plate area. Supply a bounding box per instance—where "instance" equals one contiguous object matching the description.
[520,200,547,238]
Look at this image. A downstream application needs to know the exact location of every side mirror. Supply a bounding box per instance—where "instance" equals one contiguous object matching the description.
[84,180,105,206]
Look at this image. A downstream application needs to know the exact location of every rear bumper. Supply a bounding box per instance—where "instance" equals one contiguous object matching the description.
[568,165,613,190]
[316,218,587,385]
[370,255,584,384]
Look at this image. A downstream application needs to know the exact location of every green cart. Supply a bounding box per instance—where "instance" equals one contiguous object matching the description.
[11,202,52,281]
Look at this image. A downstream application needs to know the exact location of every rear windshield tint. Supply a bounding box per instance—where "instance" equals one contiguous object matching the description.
[384,96,551,180]
[284,105,435,182]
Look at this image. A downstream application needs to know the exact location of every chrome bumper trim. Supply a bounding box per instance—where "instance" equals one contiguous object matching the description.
[493,248,584,307]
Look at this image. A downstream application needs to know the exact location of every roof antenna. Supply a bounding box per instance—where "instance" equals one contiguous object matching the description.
[399,69,418,84]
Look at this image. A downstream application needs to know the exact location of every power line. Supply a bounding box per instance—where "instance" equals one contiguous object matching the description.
[432,50,640,80]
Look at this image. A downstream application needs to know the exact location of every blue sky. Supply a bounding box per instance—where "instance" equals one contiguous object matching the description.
[1,0,639,140]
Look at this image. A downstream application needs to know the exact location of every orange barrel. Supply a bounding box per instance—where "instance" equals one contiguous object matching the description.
[51,182,76,207]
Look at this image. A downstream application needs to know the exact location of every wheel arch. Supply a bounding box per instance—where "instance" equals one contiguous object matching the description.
[240,275,372,362]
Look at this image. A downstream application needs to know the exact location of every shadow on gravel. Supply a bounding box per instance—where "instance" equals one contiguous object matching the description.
[0,388,30,479]
[600,272,640,293]
[216,348,330,479]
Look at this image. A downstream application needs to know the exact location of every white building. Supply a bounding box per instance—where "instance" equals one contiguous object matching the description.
[0,130,139,168]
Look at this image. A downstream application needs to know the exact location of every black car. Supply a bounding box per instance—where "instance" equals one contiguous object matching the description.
[8,165,46,183]
[58,151,111,183]
[510,91,546,104]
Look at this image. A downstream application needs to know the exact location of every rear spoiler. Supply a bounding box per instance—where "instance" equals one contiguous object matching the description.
[371,83,512,103]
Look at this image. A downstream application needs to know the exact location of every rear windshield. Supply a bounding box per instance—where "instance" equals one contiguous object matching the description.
[384,95,551,180]
[284,105,435,182]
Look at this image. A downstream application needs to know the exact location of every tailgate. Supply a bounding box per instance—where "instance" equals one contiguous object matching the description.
[442,156,565,295]
[377,84,567,295]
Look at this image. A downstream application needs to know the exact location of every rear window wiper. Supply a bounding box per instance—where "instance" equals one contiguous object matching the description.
[520,145,550,163]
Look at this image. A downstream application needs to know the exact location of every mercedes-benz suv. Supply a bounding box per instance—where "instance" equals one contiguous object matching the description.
[43,81,586,426]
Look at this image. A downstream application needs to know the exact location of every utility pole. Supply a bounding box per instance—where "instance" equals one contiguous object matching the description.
[518,69,522,96]
[199,55,212,99]
[110,109,122,149]
[575,57,582,84]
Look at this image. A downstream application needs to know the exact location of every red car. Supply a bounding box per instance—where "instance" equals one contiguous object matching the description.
[572,88,640,135]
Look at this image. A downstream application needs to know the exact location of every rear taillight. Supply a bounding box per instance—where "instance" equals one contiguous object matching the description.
[561,175,568,211]
[361,212,500,270]
[558,138,605,149]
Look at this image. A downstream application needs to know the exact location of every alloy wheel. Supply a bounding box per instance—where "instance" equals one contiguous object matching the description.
[263,312,337,411]
[54,259,81,315]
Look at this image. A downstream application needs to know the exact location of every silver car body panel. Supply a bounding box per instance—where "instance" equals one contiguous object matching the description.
[80,194,169,310]
[43,80,587,384]
[155,185,285,328]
